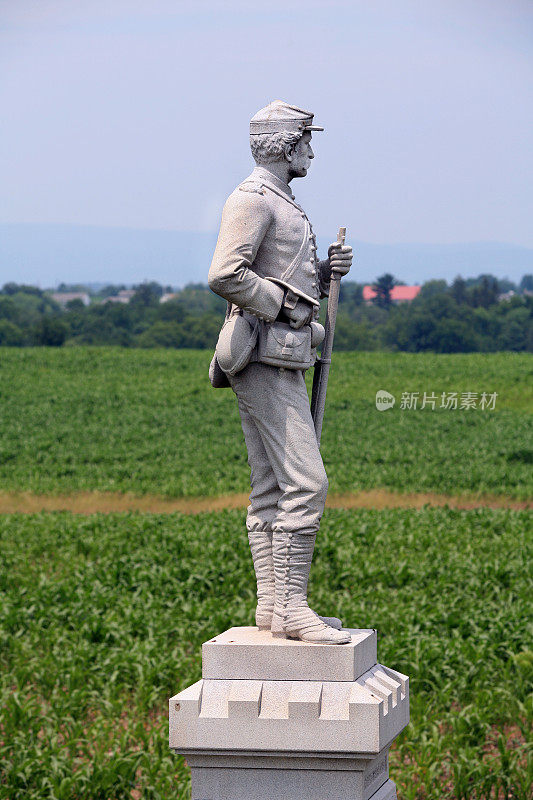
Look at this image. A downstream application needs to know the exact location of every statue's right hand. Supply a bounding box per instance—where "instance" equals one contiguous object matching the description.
[286,299,313,329]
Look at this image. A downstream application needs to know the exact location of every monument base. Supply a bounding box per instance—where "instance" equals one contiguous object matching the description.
[185,751,396,800]
[170,628,409,800]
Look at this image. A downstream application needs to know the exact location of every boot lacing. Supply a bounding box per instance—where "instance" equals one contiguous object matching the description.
[279,532,332,637]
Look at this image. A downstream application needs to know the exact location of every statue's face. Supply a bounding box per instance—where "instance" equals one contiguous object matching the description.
[287,132,314,179]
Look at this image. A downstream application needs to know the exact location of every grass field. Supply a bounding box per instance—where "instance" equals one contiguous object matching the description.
[0,507,531,800]
[0,348,531,799]
[0,348,531,499]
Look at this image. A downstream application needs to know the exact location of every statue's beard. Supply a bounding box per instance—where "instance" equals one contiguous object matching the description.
[288,165,308,179]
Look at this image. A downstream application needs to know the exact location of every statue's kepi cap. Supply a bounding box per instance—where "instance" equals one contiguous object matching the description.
[250,100,324,135]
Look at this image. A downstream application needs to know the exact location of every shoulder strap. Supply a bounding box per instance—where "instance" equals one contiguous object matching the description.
[280,217,310,285]
[259,181,311,284]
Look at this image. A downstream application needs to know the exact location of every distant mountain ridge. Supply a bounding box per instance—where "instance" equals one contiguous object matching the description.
[1,223,532,288]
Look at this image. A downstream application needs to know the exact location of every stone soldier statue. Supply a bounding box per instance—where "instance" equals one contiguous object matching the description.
[208,100,353,644]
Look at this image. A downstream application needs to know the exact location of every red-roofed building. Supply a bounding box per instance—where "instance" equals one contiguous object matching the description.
[363,285,421,304]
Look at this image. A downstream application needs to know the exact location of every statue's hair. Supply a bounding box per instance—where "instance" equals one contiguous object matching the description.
[250,131,303,164]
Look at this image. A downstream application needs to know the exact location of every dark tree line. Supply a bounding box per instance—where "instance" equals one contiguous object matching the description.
[0,275,532,352]
[332,274,533,352]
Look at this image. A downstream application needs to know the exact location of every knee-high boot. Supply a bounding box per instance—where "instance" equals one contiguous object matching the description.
[271,531,351,644]
[248,530,343,632]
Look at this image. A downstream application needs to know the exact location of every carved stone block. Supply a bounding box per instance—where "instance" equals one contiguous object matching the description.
[170,627,409,800]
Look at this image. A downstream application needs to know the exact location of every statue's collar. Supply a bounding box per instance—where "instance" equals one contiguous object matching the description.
[252,166,293,198]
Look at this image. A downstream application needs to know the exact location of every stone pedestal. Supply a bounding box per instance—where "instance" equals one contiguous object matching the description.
[169,627,409,800]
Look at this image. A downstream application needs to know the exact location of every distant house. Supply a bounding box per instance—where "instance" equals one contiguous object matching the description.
[363,285,421,305]
[105,289,136,304]
[51,292,90,307]
[160,292,178,303]
[497,290,516,302]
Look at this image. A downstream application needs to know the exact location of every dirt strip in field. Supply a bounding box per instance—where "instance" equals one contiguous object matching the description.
[0,489,530,514]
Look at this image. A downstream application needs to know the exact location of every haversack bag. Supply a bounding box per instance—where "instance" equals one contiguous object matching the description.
[215,311,260,377]
[257,321,314,370]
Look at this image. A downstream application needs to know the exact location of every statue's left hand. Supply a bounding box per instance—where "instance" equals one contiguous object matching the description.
[285,298,314,329]
[328,243,353,276]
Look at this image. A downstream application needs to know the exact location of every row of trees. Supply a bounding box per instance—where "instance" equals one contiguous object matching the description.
[0,282,225,348]
[0,275,532,352]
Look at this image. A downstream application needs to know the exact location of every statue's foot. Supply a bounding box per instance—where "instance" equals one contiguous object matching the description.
[257,606,342,632]
[270,609,342,634]
[299,626,351,644]
[271,605,351,645]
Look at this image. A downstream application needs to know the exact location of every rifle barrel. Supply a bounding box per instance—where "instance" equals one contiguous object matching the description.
[311,227,345,446]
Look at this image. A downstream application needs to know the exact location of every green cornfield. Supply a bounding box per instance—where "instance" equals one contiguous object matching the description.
[0,348,531,498]
[0,348,531,799]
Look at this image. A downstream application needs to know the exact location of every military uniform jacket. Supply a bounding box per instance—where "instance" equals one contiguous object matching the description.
[208,166,331,323]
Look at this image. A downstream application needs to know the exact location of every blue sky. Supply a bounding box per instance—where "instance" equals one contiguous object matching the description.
[1,0,532,254]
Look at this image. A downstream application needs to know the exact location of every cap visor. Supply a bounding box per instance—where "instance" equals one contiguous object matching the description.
[304,125,324,131]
